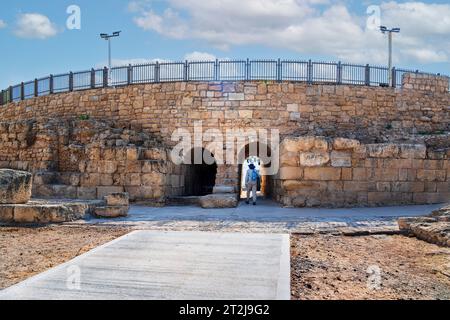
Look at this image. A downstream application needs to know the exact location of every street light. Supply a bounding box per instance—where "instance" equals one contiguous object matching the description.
[100,31,121,85]
[380,26,400,87]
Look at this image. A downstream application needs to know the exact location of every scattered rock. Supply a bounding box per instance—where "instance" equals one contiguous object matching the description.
[105,193,129,207]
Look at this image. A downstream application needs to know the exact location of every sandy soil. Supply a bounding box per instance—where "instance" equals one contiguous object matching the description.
[291,234,450,300]
[0,226,130,290]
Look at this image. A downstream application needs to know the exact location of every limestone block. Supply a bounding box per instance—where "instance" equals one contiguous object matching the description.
[300,152,330,167]
[367,144,399,158]
[304,168,341,181]
[330,151,352,167]
[97,186,124,199]
[105,193,129,206]
[0,205,14,222]
[333,138,360,150]
[280,152,299,167]
[0,169,32,204]
[279,167,303,180]
[77,187,97,200]
[199,193,238,209]
[94,206,128,218]
[399,145,427,159]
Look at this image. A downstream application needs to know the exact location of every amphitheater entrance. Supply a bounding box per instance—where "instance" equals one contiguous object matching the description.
[184,148,217,197]
[238,143,274,201]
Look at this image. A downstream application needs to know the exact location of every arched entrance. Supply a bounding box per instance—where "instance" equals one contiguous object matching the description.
[238,142,274,201]
[183,148,217,196]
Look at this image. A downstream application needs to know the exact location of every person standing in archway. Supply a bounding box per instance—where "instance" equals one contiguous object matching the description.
[245,163,260,206]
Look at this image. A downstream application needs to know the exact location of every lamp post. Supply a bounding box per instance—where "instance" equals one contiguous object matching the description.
[100,31,121,85]
[380,26,400,87]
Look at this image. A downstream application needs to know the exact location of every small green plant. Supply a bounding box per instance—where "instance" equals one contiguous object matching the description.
[79,114,90,121]
[385,123,393,130]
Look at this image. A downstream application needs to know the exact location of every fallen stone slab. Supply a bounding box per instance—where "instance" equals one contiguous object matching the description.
[0,169,32,204]
[0,199,103,224]
[0,231,290,300]
[199,193,238,209]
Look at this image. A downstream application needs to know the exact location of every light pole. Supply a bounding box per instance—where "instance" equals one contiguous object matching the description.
[380,26,400,87]
[100,31,121,85]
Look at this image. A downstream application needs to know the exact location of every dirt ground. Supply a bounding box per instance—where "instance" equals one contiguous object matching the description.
[1,226,449,300]
[0,226,130,290]
[291,234,450,300]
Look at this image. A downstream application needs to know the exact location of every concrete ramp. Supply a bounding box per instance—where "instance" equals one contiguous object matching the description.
[0,231,290,300]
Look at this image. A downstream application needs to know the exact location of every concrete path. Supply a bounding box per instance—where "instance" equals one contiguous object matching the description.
[0,231,290,300]
[72,199,443,234]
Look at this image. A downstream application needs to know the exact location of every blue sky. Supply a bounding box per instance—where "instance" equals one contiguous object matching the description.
[0,0,449,89]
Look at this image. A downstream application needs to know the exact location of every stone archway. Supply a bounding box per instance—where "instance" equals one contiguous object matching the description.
[237,142,274,201]
[183,148,217,197]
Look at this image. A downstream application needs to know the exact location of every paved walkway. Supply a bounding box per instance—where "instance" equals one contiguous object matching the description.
[0,231,290,300]
[72,199,442,234]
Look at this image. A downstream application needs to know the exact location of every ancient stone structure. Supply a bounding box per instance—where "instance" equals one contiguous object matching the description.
[0,73,448,208]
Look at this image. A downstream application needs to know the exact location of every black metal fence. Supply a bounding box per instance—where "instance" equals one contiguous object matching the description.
[1,59,448,105]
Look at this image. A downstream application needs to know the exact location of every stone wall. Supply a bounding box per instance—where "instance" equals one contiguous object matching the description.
[0,76,448,146]
[0,119,186,204]
[0,74,449,207]
[274,137,449,207]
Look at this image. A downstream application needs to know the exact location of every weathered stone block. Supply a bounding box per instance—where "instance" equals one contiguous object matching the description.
[279,167,303,180]
[367,144,399,158]
[213,185,235,194]
[77,187,97,200]
[333,138,360,150]
[105,193,129,206]
[0,205,14,222]
[330,151,352,167]
[0,169,32,204]
[94,206,128,218]
[399,144,427,159]
[97,186,124,199]
[304,168,341,181]
[199,193,238,208]
[300,152,330,167]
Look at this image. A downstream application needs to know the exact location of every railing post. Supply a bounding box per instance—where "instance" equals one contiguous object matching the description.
[155,61,160,83]
[49,75,54,94]
[307,60,313,84]
[246,58,250,81]
[69,72,74,92]
[277,59,282,83]
[337,62,342,84]
[214,59,219,81]
[365,64,370,86]
[20,82,25,100]
[90,68,95,89]
[103,67,108,87]
[34,79,38,97]
[184,60,189,82]
[391,67,397,88]
[127,64,133,85]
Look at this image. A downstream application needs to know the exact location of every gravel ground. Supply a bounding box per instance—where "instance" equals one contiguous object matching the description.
[0,226,130,290]
[291,234,450,300]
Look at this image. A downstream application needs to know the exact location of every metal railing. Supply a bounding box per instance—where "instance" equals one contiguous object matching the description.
[1,59,448,105]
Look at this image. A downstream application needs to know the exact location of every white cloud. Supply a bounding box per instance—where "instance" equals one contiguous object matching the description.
[0,19,6,29]
[130,0,450,65]
[184,51,216,61]
[14,13,58,39]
